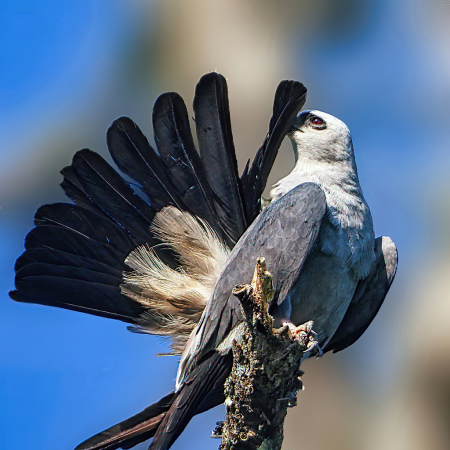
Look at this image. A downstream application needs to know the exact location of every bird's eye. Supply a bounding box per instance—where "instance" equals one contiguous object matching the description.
[309,116,326,129]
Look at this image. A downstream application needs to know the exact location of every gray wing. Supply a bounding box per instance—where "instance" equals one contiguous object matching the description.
[179,182,326,384]
[324,236,398,354]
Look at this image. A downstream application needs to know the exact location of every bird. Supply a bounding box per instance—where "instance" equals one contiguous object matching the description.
[9,72,397,450]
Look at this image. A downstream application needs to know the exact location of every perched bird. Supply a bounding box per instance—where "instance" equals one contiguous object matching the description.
[10,73,397,450]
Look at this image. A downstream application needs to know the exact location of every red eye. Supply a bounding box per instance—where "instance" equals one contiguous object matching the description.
[310,116,326,129]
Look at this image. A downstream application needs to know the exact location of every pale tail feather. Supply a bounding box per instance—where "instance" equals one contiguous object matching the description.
[121,206,230,355]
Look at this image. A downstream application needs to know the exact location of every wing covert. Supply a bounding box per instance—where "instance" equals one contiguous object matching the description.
[324,236,398,353]
[179,182,326,384]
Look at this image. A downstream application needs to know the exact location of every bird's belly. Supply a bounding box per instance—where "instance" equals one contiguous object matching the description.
[276,251,357,347]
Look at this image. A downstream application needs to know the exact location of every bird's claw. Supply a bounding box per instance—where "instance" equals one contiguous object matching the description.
[304,338,323,358]
[281,319,322,357]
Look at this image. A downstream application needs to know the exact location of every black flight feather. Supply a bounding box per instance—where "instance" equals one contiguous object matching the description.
[152,92,222,237]
[193,72,247,247]
[67,149,157,244]
[323,237,398,354]
[75,392,177,450]
[150,352,232,450]
[10,275,144,323]
[14,248,123,278]
[241,80,307,224]
[107,116,184,212]
[34,203,138,256]
[75,352,231,450]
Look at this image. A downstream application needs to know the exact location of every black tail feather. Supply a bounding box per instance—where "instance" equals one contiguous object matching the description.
[60,165,106,216]
[34,203,139,256]
[241,80,307,224]
[11,133,184,322]
[69,149,156,243]
[193,73,247,247]
[14,248,123,277]
[152,92,223,238]
[150,352,231,450]
[107,117,184,212]
[11,74,304,329]
[24,226,128,268]
[11,196,149,321]
[12,73,300,325]
[10,72,310,450]
[10,276,144,323]
[15,263,120,287]
[75,391,177,450]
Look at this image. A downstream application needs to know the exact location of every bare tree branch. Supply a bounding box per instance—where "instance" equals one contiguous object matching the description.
[219,257,317,450]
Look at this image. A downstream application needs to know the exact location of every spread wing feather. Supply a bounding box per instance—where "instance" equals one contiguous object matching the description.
[152,92,221,236]
[193,72,247,247]
[107,116,184,211]
[62,149,156,243]
[241,80,307,224]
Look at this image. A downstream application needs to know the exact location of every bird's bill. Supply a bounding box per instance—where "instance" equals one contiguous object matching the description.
[289,110,311,133]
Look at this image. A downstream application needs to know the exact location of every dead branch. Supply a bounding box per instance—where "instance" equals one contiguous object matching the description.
[219,257,317,450]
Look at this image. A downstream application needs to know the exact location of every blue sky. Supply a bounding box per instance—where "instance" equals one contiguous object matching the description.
[1,1,449,449]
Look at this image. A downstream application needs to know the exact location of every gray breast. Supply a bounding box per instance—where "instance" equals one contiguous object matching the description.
[271,215,365,347]
[284,249,357,346]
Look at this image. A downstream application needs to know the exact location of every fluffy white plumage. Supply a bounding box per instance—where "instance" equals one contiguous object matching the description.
[121,206,229,354]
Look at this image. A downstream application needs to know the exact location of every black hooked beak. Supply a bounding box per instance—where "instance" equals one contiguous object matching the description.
[289,110,310,133]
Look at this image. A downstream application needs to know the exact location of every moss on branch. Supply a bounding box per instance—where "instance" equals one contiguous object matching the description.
[219,258,317,450]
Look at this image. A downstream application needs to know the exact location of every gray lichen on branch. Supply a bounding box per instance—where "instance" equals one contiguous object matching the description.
[219,257,318,450]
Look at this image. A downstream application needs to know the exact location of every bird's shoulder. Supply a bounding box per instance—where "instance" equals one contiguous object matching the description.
[176,182,327,386]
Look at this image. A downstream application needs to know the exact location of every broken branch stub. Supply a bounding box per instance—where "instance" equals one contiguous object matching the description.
[220,257,317,450]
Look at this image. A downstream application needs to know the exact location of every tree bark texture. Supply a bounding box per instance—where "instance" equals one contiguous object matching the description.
[220,258,317,450]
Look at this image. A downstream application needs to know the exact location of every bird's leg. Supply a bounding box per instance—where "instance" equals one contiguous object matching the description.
[274,320,321,406]
[280,319,323,357]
